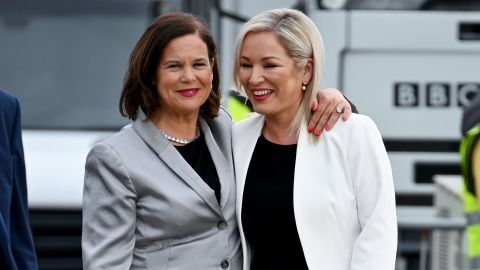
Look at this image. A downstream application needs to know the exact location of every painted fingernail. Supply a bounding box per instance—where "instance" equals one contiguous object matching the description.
[314,129,321,136]
[307,125,314,132]
[325,124,331,131]
[311,103,317,111]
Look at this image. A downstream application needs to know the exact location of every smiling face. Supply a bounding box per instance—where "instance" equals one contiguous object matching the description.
[238,31,310,122]
[154,34,213,117]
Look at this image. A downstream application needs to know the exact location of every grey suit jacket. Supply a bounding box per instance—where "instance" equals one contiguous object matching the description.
[82,108,241,270]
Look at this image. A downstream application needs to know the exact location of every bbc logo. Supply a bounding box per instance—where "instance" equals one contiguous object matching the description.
[394,82,479,107]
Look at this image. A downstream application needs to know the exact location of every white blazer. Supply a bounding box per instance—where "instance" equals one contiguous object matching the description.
[232,113,397,270]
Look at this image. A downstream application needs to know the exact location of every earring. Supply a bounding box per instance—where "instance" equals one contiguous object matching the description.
[302,83,307,91]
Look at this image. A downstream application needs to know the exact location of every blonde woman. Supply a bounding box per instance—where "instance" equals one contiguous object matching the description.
[232,9,397,270]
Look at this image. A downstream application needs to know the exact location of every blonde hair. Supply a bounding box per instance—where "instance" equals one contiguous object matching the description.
[232,8,324,134]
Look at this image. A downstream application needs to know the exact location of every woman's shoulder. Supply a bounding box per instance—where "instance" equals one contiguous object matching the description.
[105,124,135,144]
[330,113,379,134]
[313,114,382,147]
[88,124,136,157]
[232,113,263,132]
[331,114,384,149]
[349,113,377,127]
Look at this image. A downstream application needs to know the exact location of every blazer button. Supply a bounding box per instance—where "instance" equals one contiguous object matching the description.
[217,221,228,230]
[220,259,229,269]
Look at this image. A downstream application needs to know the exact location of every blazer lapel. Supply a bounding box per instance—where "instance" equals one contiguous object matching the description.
[233,114,264,211]
[198,117,232,210]
[232,114,264,270]
[132,109,222,217]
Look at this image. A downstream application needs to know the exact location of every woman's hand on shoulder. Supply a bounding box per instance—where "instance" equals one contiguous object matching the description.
[307,88,352,136]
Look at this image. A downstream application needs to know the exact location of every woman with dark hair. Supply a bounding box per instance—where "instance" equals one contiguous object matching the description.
[82,12,353,269]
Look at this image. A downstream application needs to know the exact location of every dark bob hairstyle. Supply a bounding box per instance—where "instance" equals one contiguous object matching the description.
[119,12,220,120]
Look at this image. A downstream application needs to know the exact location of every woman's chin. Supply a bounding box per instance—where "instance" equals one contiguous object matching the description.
[175,101,206,115]
[251,105,271,116]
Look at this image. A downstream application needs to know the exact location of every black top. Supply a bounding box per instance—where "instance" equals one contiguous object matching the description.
[175,132,221,204]
[241,135,308,270]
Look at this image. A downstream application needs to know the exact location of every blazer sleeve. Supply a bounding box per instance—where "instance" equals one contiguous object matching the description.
[82,143,137,270]
[10,97,38,270]
[347,116,397,270]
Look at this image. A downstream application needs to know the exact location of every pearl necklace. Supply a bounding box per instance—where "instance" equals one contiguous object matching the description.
[160,124,201,144]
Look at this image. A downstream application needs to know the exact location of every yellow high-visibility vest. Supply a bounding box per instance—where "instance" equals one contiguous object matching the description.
[460,125,480,270]
[226,90,253,122]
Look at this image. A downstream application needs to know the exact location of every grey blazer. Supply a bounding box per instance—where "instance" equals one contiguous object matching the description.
[82,108,241,270]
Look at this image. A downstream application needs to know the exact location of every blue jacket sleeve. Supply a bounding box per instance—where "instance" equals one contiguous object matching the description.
[10,98,38,270]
